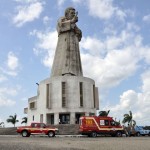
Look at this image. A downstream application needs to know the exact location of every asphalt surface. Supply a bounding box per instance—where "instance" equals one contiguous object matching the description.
[0,135,149,150]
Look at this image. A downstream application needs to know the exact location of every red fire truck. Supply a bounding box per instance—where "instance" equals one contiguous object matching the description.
[79,116,125,137]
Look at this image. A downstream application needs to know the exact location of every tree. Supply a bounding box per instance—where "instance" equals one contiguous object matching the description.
[21,117,27,125]
[6,114,19,127]
[0,122,4,127]
[0,122,4,125]
[99,110,110,116]
[122,111,136,126]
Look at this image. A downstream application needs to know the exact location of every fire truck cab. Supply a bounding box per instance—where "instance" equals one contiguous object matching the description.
[79,116,125,137]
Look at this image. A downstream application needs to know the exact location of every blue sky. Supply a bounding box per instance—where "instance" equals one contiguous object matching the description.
[0,0,150,127]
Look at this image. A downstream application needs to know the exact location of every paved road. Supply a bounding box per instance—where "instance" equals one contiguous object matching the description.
[0,135,149,150]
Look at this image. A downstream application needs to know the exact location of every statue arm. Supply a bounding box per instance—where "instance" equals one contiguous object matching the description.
[57,16,78,34]
[57,16,82,41]
[57,17,72,33]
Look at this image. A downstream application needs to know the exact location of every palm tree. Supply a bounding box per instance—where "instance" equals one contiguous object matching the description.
[0,122,4,125]
[21,117,27,125]
[99,110,110,116]
[6,114,19,127]
[122,111,136,126]
[0,122,4,127]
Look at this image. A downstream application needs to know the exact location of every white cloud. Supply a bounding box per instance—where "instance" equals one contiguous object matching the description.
[14,0,39,3]
[141,70,150,93]
[80,24,142,89]
[143,14,150,22]
[0,98,16,107]
[13,2,43,27]
[141,47,150,65]
[7,52,19,70]
[31,30,58,68]
[0,75,7,83]
[81,37,105,56]
[72,0,82,3]
[37,31,57,50]
[81,47,139,89]
[103,69,150,126]
[57,0,66,7]
[0,52,20,77]
[0,87,18,107]
[87,0,126,20]
[43,16,51,25]
[0,87,18,97]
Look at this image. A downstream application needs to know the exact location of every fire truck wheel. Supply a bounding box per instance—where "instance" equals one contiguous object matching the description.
[116,131,122,137]
[48,131,55,137]
[91,132,97,137]
[21,130,29,137]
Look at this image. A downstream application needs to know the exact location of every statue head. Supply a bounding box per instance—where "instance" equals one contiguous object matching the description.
[65,7,76,20]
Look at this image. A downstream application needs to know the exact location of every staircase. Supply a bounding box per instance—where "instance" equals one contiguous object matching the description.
[0,127,17,135]
[51,124,79,135]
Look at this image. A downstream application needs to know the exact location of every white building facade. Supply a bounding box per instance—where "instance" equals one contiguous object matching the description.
[26,76,99,125]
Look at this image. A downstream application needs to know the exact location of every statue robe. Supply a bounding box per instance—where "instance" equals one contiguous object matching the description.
[51,17,83,77]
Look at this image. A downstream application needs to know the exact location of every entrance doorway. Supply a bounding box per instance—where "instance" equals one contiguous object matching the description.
[75,113,85,124]
[59,113,70,124]
[46,114,54,125]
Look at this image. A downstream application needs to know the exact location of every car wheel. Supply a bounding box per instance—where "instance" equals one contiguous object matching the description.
[21,130,29,137]
[116,131,122,137]
[48,131,55,137]
[136,132,141,137]
[91,132,97,138]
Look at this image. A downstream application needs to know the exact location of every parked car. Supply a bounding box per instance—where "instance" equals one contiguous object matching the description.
[17,122,59,137]
[135,126,150,136]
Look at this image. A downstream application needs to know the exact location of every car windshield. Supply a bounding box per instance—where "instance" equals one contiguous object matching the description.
[40,123,46,128]
[136,126,143,130]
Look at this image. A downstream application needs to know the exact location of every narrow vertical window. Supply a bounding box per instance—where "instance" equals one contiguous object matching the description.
[46,84,50,108]
[80,82,83,107]
[93,84,96,108]
[62,82,66,107]
[40,114,43,123]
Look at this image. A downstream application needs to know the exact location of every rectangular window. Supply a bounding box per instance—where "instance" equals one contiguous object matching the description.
[80,82,83,107]
[100,120,105,125]
[40,114,43,123]
[62,97,66,107]
[30,102,35,109]
[46,84,51,108]
[62,82,66,107]
[100,120,109,126]
[32,115,34,121]
[93,85,96,108]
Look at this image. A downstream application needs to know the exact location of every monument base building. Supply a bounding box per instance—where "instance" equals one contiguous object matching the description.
[25,76,99,125]
[24,7,99,125]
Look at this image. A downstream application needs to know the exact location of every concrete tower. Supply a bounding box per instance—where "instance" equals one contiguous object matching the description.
[25,7,99,125]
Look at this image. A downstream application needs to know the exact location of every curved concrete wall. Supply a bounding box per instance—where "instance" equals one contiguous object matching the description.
[27,76,99,124]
